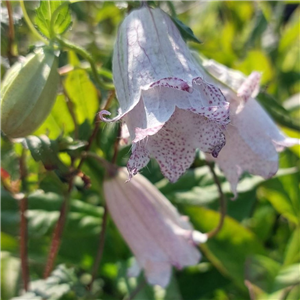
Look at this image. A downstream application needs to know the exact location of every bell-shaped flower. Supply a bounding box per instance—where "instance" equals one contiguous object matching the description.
[100,6,230,182]
[201,59,299,196]
[103,167,207,287]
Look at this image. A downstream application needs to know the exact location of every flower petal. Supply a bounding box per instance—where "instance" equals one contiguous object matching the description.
[113,7,201,117]
[234,98,297,159]
[104,168,202,287]
[127,142,150,179]
[208,125,278,197]
[146,109,226,182]
[237,72,261,101]
[144,261,171,288]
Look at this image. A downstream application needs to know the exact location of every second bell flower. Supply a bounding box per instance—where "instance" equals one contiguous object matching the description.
[101,6,230,182]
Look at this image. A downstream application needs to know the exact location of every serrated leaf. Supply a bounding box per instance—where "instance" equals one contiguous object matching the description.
[35,1,72,39]
[171,16,202,44]
[11,265,79,300]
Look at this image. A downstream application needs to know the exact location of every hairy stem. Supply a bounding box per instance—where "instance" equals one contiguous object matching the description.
[206,162,227,239]
[5,1,16,64]
[87,127,120,290]
[43,180,73,278]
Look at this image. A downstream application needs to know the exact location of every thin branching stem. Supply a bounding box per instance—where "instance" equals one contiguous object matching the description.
[206,162,227,239]
[124,279,147,300]
[140,1,149,8]
[87,125,120,290]
[43,179,73,278]
[5,1,16,64]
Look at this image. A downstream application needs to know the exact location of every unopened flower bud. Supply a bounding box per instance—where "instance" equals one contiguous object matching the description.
[1,48,60,138]
[104,167,205,287]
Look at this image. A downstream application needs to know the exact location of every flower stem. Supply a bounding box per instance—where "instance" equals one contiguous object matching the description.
[124,279,147,300]
[5,1,17,64]
[140,1,149,8]
[87,129,120,290]
[167,2,177,18]
[206,162,227,239]
[55,36,114,91]
[19,0,48,45]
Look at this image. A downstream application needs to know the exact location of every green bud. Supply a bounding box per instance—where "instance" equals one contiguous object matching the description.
[1,48,60,138]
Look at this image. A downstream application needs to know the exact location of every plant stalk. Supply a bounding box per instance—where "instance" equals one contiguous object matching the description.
[206,162,227,239]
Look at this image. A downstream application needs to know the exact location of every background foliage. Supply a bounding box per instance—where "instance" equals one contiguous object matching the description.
[1,1,299,300]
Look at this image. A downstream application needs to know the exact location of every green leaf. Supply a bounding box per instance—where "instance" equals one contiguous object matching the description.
[25,135,69,175]
[171,16,202,44]
[260,179,300,225]
[284,227,300,266]
[35,1,72,39]
[11,265,81,300]
[1,252,20,300]
[157,165,297,206]
[246,255,281,294]
[185,206,265,291]
[56,136,87,151]
[177,264,230,300]
[271,264,300,295]
[34,94,75,139]
[255,263,300,300]
[25,190,103,237]
[257,92,300,132]
[64,53,99,125]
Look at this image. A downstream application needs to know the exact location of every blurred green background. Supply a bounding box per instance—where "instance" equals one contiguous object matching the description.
[1,1,299,300]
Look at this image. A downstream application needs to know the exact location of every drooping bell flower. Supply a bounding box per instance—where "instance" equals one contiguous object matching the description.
[100,6,230,182]
[103,167,207,287]
[201,58,299,196]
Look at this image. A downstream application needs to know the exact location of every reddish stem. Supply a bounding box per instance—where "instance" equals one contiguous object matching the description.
[87,115,120,290]
[5,1,15,65]
[43,181,72,278]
